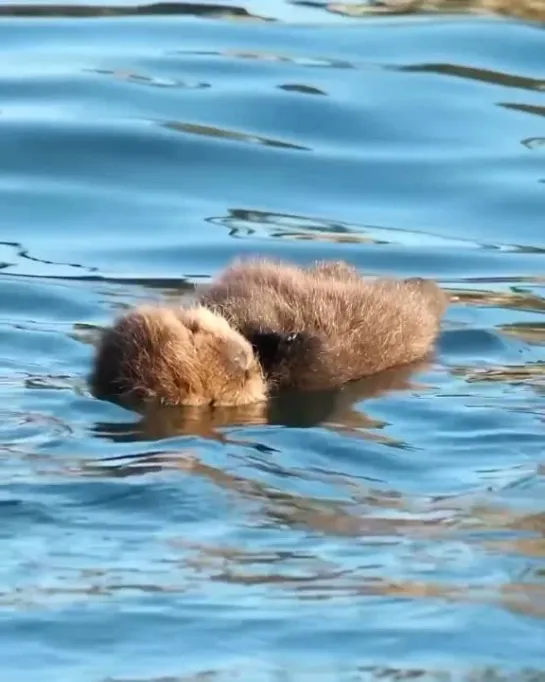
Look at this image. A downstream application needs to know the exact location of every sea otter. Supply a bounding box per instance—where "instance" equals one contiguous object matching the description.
[91,258,448,407]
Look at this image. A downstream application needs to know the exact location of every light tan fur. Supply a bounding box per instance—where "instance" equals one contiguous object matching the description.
[90,304,267,407]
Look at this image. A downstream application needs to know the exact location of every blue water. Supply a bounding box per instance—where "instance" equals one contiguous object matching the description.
[1,3,545,681]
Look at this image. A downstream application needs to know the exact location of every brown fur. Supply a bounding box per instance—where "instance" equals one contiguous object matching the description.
[91,304,267,407]
[199,258,448,391]
[91,258,447,408]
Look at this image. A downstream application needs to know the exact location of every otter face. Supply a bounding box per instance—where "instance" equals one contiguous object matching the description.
[91,305,267,408]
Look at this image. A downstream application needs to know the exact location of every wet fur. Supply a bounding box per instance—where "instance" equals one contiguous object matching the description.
[91,304,267,407]
[199,258,448,391]
[91,258,448,407]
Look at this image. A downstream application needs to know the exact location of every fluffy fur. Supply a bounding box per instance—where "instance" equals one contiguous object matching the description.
[91,304,267,407]
[199,258,448,391]
[91,258,448,408]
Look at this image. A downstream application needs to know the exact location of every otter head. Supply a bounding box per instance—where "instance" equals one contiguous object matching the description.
[91,305,267,408]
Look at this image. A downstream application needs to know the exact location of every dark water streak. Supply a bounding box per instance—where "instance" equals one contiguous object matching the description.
[0,2,274,20]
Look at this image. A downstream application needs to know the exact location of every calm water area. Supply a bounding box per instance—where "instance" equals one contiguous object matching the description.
[1,1,544,680]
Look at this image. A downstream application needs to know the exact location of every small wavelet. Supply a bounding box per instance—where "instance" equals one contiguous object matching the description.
[168,48,355,70]
[392,62,545,93]
[162,120,311,150]
[0,1,274,20]
[1,6,544,680]
[89,67,211,90]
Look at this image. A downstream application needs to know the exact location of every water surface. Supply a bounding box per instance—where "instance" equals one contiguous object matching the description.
[1,2,544,681]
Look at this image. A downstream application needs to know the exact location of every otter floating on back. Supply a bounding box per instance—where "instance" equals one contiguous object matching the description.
[91,258,449,407]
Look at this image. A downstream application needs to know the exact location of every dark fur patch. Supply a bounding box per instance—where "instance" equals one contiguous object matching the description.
[247,329,304,376]
[198,258,449,390]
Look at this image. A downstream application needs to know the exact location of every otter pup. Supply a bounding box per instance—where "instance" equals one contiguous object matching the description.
[91,258,447,408]
[91,304,267,407]
[199,258,448,392]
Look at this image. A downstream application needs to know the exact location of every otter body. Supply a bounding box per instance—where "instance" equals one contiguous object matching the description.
[91,258,448,407]
[199,258,448,392]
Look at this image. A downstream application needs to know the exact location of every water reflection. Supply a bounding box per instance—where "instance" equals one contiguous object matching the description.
[206,208,361,240]
[0,1,273,20]
[90,68,211,91]
[168,49,355,70]
[162,121,310,151]
[64,446,545,621]
[92,360,429,441]
[394,63,545,92]
[454,361,545,386]
[70,448,435,539]
[205,208,523,251]
[278,83,328,95]
[500,323,545,344]
[324,0,545,21]
[206,207,378,241]
[522,137,545,151]
[2,2,545,677]
[0,240,99,277]
[500,103,545,119]
[102,668,545,682]
[454,288,545,313]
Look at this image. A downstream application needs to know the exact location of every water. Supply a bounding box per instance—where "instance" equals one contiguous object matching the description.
[1,2,544,680]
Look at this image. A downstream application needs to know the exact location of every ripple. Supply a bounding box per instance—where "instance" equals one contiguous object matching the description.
[168,49,356,70]
[1,6,545,681]
[0,2,274,21]
[278,83,328,95]
[500,102,545,119]
[393,63,545,93]
[0,240,99,278]
[522,137,545,150]
[162,120,311,150]
[89,67,211,90]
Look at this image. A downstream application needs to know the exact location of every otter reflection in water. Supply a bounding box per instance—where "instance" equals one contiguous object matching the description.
[93,358,431,442]
[91,304,267,408]
[91,258,449,410]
